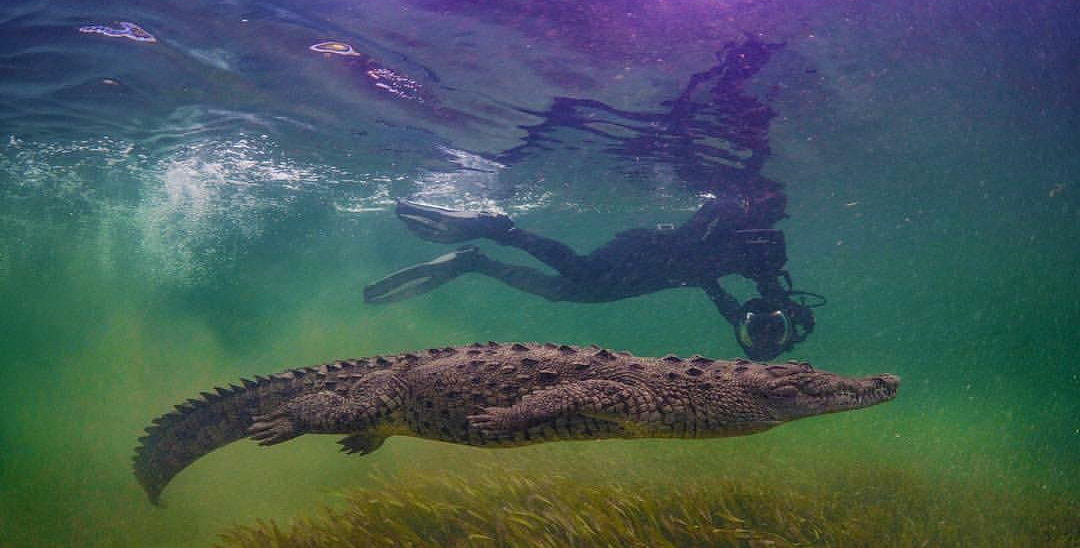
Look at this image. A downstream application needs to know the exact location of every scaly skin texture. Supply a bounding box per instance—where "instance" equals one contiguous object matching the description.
[133,342,899,505]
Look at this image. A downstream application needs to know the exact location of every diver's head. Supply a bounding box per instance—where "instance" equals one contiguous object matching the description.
[735,297,816,361]
[746,182,787,226]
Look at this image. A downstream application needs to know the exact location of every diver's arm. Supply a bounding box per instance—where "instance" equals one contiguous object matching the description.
[680,194,751,242]
[754,275,788,301]
[702,279,742,326]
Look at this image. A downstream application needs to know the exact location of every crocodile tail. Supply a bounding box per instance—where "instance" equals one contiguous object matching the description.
[133,360,363,505]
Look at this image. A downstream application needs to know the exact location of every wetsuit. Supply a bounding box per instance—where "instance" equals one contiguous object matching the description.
[471,194,789,324]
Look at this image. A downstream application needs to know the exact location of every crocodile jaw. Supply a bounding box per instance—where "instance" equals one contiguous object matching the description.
[768,372,900,422]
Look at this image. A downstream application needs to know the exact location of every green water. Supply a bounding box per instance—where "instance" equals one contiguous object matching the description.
[1,0,1078,546]
[1,146,1076,545]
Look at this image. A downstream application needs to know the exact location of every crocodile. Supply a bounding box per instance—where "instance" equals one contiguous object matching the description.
[133,342,899,505]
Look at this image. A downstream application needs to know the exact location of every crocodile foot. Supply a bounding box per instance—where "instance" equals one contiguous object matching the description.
[337,431,387,455]
[248,412,302,446]
[467,406,520,437]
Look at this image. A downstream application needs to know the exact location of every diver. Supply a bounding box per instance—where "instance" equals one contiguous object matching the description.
[363,190,823,361]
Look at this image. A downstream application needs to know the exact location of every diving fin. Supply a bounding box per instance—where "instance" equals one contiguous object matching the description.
[395,200,513,244]
[363,246,481,304]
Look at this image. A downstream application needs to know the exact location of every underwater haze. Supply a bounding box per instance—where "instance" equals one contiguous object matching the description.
[1,0,1077,546]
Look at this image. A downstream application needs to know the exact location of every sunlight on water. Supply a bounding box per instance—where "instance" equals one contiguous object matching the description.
[411,147,508,210]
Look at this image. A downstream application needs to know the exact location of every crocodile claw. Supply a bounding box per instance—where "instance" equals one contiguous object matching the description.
[467,406,516,437]
[248,412,301,446]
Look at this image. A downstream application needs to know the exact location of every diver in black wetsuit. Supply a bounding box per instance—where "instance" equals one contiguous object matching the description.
[364,189,823,361]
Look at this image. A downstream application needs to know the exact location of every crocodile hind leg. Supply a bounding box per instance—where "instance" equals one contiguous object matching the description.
[467,380,659,438]
[249,370,404,446]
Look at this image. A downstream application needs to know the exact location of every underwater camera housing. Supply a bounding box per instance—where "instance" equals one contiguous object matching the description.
[731,229,825,360]
[735,291,824,361]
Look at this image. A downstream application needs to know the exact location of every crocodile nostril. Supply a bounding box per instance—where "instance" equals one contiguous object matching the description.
[873,374,901,389]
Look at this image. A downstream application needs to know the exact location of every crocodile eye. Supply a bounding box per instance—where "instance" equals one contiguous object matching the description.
[799,378,824,396]
[766,365,793,377]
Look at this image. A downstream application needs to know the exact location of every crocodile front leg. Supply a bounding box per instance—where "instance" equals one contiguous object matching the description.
[337,430,389,455]
[467,380,659,438]
[249,371,404,445]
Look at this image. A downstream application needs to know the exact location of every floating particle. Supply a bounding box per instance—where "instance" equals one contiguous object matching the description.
[309,41,361,56]
[78,22,157,43]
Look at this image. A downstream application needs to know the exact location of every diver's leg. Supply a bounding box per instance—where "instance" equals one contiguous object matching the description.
[471,252,578,301]
[365,245,579,303]
[495,227,592,280]
[394,200,593,278]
